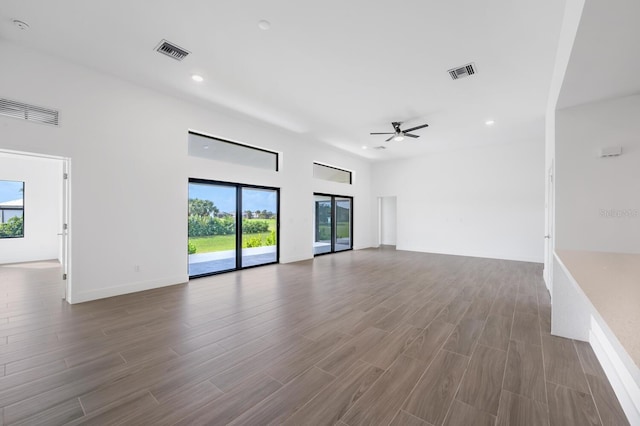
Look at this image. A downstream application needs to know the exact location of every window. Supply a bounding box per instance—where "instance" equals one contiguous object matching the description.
[313,162,352,184]
[0,180,24,239]
[188,132,279,171]
[188,179,279,277]
[314,193,353,255]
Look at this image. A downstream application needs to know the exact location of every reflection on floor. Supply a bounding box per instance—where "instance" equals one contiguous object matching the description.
[313,240,351,255]
[0,259,63,298]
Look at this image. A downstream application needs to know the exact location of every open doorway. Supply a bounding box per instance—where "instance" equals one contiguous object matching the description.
[378,196,397,248]
[0,150,70,299]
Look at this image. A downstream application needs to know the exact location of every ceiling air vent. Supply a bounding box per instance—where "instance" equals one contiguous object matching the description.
[0,98,59,126]
[374,146,387,150]
[448,62,477,80]
[155,39,190,61]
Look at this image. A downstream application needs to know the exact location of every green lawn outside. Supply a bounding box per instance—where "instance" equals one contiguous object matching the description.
[337,223,350,238]
[190,232,273,252]
[189,219,277,253]
[264,218,276,231]
[190,234,235,252]
[317,222,350,240]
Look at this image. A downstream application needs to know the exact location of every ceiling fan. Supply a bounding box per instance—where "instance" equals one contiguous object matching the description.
[370,121,429,142]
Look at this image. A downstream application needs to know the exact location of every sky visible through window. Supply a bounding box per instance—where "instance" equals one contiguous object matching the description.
[189,183,276,214]
[0,180,23,203]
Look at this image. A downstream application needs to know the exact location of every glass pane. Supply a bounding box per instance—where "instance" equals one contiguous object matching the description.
[314,195,333,255]
[0,180,24,239]
[189,133,278,171]
[335,198,352,252]
[313,163,351,184]
[241,188,278,267]
[188,182,237,276]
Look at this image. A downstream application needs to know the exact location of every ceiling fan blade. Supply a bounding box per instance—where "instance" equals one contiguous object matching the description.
[370,132,395,135]
[385,135,395,142]
[404,133,419,138]
[402,123,429,133]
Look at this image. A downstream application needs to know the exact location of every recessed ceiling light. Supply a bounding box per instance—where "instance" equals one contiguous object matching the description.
[485,120,495,126]
[361,146,367,150]
[191,74,204,82]
[258,20,271,30]
[203,145,209,149]
[12,20,30,30]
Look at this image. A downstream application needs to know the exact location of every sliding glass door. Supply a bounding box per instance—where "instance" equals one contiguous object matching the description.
[241,187,278,267]
[188,182,237,275]
[314,193,353,256]
[314,195,333,255]
[188,179,279,277]
[335,197,352,252]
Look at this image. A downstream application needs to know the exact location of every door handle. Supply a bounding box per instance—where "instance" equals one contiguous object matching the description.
[544,235,550,239]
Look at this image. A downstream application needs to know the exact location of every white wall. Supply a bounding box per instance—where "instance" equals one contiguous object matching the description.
[380,196,397,245]
[0,41,372,303]
[543,0,586,288]
[556,94,640,254]
[0,153,62,264]
[372,137,545,262]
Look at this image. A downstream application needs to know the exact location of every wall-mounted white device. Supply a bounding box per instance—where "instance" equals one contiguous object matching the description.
[599,146,622,157]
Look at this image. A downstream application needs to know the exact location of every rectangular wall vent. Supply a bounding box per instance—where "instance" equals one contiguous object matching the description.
[155,39,190,61]
[448,62,477,80]
[374,145,387,150]
[0,98,59,126]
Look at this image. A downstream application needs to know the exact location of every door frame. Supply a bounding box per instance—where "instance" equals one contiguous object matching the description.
[543,160,554,293]
[0,148,72,301]
[377,195,398,247]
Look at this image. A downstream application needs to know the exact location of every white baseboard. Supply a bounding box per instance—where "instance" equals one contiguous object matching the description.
[396,245,543,264]
[590,317,640,425]
[280,255,313,264]
[70,275,188,304]
[0,255,60,266]
[543,266,551,291]
[280,245,375,264]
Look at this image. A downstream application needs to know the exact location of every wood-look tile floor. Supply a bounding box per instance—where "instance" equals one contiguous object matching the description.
[0,248,629,425]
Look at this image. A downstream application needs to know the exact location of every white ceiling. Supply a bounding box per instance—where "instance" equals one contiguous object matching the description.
[0,0,565,160]
[557,0,640,109]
